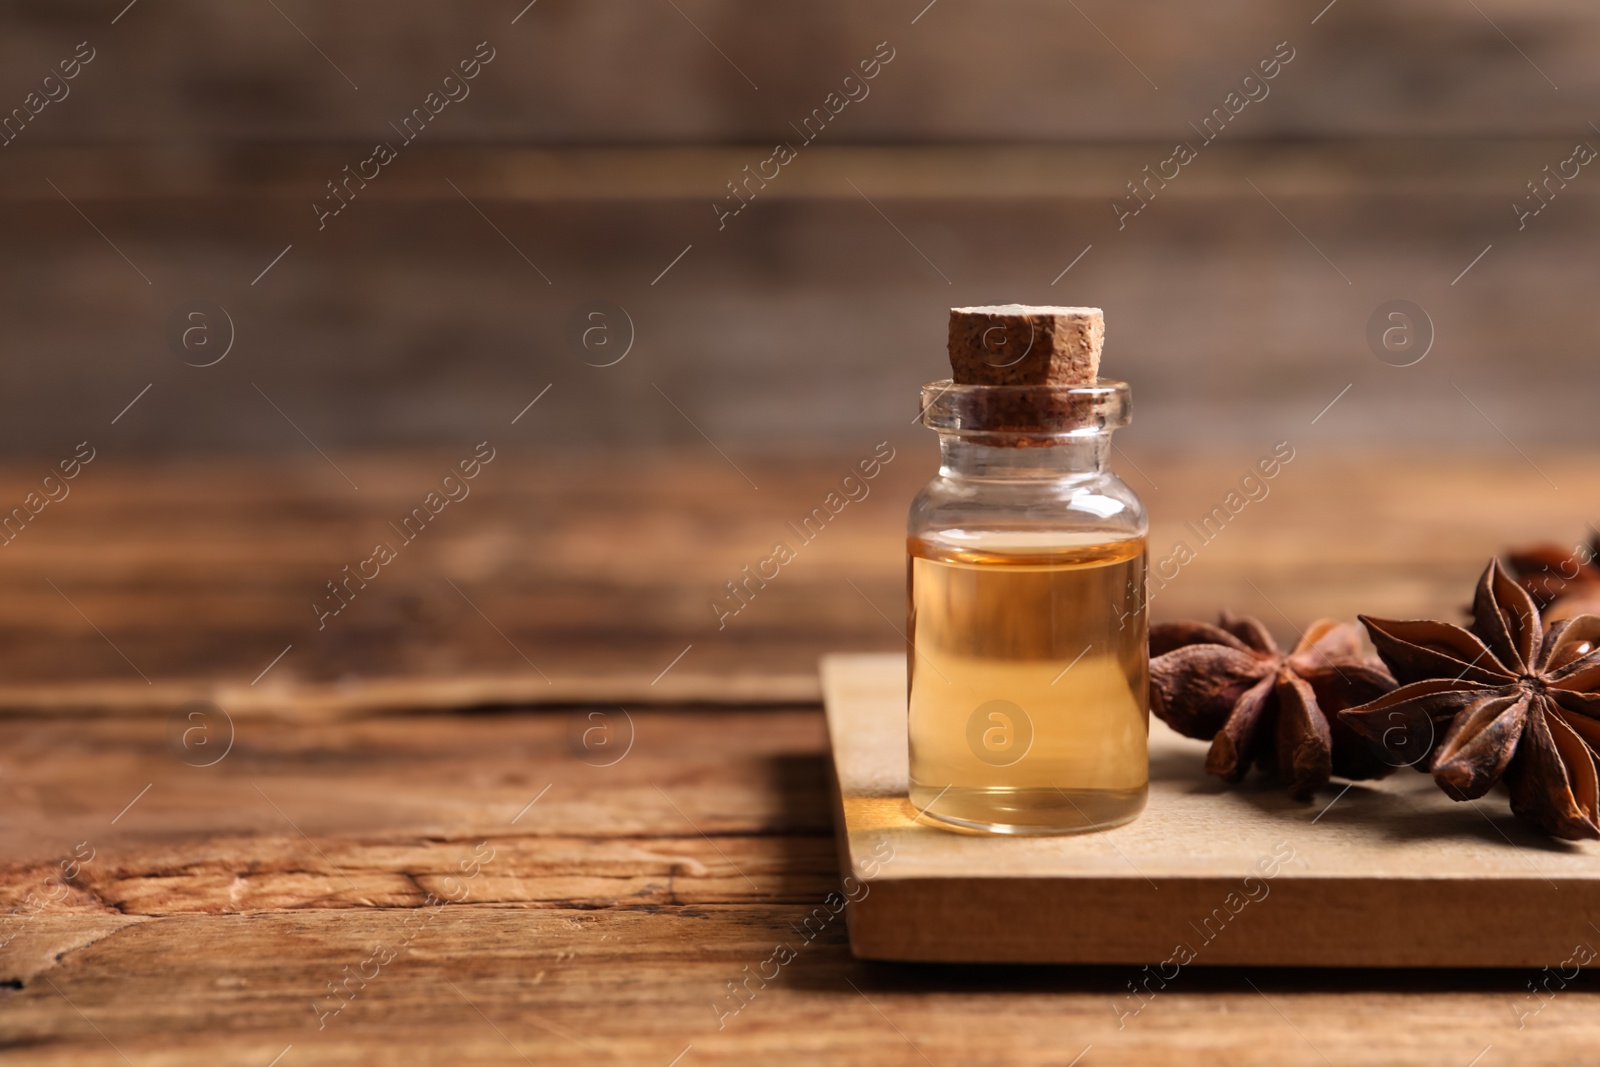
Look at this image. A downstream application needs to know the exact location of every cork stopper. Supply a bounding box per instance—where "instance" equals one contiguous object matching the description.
[948,305,1103,386]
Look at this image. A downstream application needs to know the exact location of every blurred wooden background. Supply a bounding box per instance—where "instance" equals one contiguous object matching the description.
[0,449,1588,699]
[2,0,1598,457]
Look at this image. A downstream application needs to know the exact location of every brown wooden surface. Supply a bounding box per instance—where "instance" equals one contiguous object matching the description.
[5,3,1600,455]
[825,653,1600,967]
[6,1,1597,141]
[3,707,1599,1065]
[0,448,1591,708]
[5,452,1600,1063]
[7,169,1598,456]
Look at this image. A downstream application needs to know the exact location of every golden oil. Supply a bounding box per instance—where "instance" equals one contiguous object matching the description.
[907,531,1149,834]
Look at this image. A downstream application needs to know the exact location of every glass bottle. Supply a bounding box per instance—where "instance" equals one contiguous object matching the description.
[906,379,1148,834]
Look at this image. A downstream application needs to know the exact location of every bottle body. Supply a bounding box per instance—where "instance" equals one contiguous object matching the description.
[906,382,1149,834]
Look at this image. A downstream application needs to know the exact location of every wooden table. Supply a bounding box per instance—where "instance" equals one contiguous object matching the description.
[3,448,1598,1065]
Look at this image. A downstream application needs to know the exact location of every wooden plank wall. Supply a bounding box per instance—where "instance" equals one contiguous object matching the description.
[0,0,1597,454]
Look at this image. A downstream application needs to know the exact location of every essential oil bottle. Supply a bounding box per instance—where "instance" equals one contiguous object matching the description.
[906,306,1149,834]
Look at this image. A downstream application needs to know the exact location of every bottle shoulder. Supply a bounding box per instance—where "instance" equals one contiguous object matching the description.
[908,470,1148,542]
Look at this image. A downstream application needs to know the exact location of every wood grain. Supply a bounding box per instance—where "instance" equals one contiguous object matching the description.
[3,707,1598,1065]
[4,3,1597,454]
[4,0,1597,141]
[4,184,1597,456]
[3,452,1599,1059]
[0,451,1594,711]
[2,141,1587,202]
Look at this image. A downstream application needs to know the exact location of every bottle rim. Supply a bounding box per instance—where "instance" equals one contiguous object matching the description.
[918,378,1132,438]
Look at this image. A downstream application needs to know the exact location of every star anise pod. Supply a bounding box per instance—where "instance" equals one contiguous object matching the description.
[1503,535,1600,621]
[1340,560,1600,840]
[1150,613,1397,799]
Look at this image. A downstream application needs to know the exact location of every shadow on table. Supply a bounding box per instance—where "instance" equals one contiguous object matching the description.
[793,958,1573,995]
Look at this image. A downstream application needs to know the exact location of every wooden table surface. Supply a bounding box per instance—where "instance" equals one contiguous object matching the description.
[3,447,1599,1065]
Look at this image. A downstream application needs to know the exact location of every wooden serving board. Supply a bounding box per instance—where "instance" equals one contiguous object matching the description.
[823,653,1600,967]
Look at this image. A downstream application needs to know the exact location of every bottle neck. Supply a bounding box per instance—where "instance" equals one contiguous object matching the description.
[938,433,1112,480]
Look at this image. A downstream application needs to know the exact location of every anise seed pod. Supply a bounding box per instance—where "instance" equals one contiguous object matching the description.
[1503,535,1600,621]
[1150,612,1397,800]
[1341,559,1600,840]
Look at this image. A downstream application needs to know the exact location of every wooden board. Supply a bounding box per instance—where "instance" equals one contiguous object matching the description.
[824,653,1600,967]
